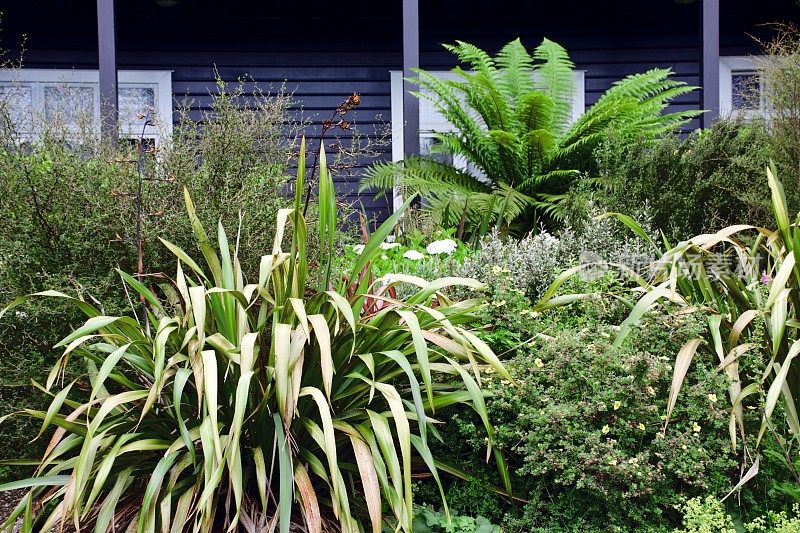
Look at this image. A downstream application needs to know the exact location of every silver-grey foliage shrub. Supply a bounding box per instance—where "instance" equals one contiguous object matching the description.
[454,229,564,299]
[455,206,656,299]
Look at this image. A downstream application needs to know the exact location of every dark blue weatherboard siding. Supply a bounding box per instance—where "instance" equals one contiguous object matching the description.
[3,0,799,222]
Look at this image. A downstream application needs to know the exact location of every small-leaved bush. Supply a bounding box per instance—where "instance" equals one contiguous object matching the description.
[452,206,655,303]
[484,311,739,531]
[596,118,796,240]
[414,284,796,532]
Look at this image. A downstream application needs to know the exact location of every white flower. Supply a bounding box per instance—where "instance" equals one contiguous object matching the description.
[352,244,365,255]
[426,239,457,255]
[381,254,388,260]
[403,250,425,261]
[380,242,401,250]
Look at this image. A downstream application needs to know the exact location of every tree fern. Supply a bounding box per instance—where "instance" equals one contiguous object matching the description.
[361,38,699,237]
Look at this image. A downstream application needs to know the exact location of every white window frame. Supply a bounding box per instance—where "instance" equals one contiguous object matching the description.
[719,56,766,118]
[390,69,585,212]
[0,69,173,143]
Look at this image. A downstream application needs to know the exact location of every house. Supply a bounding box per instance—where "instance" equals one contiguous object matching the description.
[1,0,798,223]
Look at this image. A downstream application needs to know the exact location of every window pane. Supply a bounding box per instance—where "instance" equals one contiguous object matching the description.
[119,86,156,129]
[731,72,759,111]
[0,84,34,133]
[44,85,96,127]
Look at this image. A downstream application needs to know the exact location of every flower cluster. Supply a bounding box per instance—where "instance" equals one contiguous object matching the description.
[426,238,458,255]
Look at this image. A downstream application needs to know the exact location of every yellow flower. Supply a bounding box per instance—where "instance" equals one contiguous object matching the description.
[491,265,503,275]
[646,386,656,396]
[681,444,688,451]
[492,300,507,307]
[602,425,610,434]
[708,394,718,403]
[692,422,701,433]
[609,459,617,466]
[613,401,621,411]
[660,414,667,421]
[638,423,646,431]
[534,358,545,368]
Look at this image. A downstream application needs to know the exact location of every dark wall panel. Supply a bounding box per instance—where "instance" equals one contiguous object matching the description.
[3,0,799,222]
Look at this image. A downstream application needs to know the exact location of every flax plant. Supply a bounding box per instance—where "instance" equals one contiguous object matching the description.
[0,139,511,532]
[609,167,800,488]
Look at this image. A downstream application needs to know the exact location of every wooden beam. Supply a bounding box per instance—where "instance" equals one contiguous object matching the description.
[402,0,420,157]
[97,0,118,145]
[701,0,719,127]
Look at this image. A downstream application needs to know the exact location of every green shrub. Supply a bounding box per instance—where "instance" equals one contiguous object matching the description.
[488,312,740,531]
[596,118,797,240]
[414,292,795,532]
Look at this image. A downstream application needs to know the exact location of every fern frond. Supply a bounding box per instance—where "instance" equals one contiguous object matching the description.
[443,40,497,77]
[532,38,575,135]
[496,38,535,102]
[361,157,490,197]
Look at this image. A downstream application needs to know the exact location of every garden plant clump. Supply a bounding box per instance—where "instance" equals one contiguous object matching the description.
[0,142,511,532]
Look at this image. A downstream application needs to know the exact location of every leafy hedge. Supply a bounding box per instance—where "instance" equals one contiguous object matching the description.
[595,118,798,240]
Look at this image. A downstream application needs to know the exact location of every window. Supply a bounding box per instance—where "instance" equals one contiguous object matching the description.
[0,69,172,143]
[389,69,585,212]
[720,56,766,118]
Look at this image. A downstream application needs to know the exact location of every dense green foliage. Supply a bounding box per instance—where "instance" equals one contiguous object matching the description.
[596,118,798,240]
[412,274,796,532]
[362,38,698,236]
[6,22,800,533]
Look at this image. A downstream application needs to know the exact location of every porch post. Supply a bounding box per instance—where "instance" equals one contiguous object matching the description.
[402,0,420,157]
[701,0,720,127]
[97,0,118,145]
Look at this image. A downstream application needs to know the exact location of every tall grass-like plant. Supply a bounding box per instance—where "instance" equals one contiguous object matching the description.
[0,140,511,532]
[608,167,800,489]
[362,38,699,236]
